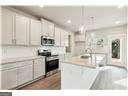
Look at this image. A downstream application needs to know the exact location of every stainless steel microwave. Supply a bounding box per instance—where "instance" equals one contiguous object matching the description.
[41,36,55,46]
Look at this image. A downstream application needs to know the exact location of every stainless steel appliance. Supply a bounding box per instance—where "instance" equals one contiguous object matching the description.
[41,36,55,46]
[38,50,59,75]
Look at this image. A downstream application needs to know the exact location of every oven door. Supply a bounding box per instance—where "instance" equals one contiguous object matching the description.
[46,59,59,73]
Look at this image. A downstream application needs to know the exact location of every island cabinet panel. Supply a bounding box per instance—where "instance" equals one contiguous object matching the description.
[61,63,99,89]
[1,68,18,89]
[61,63,83,89]
[33,58,45,79]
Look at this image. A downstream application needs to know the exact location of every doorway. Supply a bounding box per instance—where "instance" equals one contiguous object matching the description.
[112,39,120,59]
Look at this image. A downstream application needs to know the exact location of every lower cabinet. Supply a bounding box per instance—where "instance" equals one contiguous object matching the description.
[17,64,33,86]
[1,57,45,89]
[1,68,18,89]
[33,58,45,79]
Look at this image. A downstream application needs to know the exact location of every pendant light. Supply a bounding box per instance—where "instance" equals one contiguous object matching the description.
[79,6,85,34]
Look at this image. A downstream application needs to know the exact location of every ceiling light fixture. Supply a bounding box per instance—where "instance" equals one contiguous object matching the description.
[67,20,71,24]
[118,4,124,9]
[39,5,44,8]
[115,21,120,24]
[79,6,86,34]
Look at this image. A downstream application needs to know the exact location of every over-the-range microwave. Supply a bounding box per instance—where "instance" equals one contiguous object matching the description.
[41,36,55,46]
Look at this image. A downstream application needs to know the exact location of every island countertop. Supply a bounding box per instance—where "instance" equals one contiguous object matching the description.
[63,56,96,69]
[63,53,107,69]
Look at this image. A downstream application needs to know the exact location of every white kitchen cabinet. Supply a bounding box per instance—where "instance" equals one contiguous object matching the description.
[41,19,54,38]
[15,14,29,45]
[1,8,15,45]
[75,33,86,42]
[47,21,54,38]
[61,63,99,89]
[54,27,61,46]
[41,19,49,36]
[61,63,82,89]
[30,19,41,45]
[61,30,69,47]
[17,63,33,86]
[33,58,45,79]
[1,68,18,89]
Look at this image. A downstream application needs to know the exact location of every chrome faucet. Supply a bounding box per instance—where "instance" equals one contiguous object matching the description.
[85,48,92,53]
[85,48,93,64]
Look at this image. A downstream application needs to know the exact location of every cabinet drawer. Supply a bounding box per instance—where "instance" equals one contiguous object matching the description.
[17,60,33,67]
[1,60,33,70]
[1,68,18,89]
[1,63,18,70]
[17,64,33,86]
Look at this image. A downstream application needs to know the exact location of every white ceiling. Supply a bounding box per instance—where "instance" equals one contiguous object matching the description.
[12,6,127,32]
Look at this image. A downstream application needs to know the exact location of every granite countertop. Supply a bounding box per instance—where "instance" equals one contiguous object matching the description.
[1,56,45,64]
[64,56,97,69]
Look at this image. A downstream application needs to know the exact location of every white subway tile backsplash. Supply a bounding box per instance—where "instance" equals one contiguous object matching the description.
[2,46,66,59]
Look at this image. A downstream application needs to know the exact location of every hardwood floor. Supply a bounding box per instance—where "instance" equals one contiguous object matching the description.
[18,72,61,90]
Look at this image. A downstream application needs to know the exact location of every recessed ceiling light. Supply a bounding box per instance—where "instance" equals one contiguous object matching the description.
[67,20,71,24]
[115,21,120,24]
[39,5,44,8]
[118,4,124,9]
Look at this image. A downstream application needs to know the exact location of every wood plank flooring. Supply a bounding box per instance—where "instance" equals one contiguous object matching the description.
[18,72,61,90]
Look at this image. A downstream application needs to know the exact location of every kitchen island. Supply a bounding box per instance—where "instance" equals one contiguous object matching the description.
[61,53,107,89]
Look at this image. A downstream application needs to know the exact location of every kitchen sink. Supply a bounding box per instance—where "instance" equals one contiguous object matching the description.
[80,54,90,59]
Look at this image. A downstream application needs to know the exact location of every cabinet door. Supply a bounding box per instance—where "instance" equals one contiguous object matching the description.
[15,15,29,45]
[17,63,33,86]
[2,8,14,45]
[30,19,41,45]
[64,31,69,46]
[1,68,18,89]
[60,29,65,46]
[33,58,45,79]
[42,19,48,36]
[55,27,61,46]
[61,30,69,47]
[47,22,54,38]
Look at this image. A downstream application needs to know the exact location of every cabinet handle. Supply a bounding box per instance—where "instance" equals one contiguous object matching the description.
[14,39,16,44]
[12,39,14,43]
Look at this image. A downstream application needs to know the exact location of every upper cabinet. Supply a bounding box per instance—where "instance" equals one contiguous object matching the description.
[75,33,86,42]
[41,19,48,36]
[47,21,54,38]
[15,14,30,45]
[2,8,15,45]
[41,19,54,38]
[61,29,69,47]
[1,8,71,47]
[55,27,61,46]
[30,19,41,45]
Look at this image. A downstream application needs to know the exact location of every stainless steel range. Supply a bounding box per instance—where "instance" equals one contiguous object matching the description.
[38,50,59,75]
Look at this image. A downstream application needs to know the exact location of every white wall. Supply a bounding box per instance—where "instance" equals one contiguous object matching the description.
[86,25,127,66]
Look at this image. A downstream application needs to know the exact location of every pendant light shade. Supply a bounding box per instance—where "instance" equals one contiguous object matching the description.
[79,6,85,34]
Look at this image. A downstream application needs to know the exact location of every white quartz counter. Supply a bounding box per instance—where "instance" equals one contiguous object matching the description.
[61,54,107,89]
[1,56,45,64]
